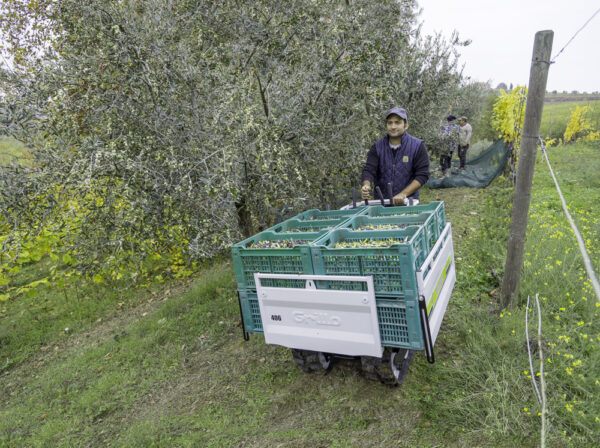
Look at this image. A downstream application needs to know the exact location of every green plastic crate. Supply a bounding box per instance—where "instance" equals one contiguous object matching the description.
[268,216,349,233]
[360,201,446,242]
[377,298,423,349]
[232,230,324,291]
[294,207,365,221]
[337,213,437,252]
[238,291,423,350]
[310,226,427,298]
[238,290,263,333]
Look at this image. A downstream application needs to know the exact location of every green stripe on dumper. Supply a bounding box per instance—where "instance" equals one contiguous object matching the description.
[427,256,452,314]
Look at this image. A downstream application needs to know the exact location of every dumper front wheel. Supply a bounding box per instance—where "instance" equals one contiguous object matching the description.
[361,348,414,386]
[291,349,333,375]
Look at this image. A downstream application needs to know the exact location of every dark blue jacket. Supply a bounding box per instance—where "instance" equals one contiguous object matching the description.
[361,133,430,200]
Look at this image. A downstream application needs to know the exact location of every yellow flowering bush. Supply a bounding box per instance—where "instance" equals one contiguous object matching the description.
[563,105,600,143]
[490,86,527,175]
[491,87,527,144]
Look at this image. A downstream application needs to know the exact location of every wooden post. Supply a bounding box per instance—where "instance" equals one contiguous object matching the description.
[501,31,553,308]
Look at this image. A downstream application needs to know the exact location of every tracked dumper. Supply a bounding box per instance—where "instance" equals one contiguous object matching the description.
[231,199,455,386]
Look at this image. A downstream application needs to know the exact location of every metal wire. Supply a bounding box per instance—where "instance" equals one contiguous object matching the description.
[536,294,547,448]
[526,295,542,404]
[551,7,600,63]
[539,137,600,303]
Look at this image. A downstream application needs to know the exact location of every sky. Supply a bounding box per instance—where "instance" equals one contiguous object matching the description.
[418,0,600,93]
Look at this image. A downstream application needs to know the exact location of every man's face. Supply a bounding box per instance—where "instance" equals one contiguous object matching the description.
[386,115,408,138]
[459,119,466,127]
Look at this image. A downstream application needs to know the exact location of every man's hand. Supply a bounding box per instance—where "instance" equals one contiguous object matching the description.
[393,192,407,206]
[361,184,371,200]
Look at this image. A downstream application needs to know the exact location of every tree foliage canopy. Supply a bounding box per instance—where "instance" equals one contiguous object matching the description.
[1,0,485,276]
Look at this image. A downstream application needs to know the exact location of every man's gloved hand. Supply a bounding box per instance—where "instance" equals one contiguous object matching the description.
[361,184,371,200]
[393,192,407,206]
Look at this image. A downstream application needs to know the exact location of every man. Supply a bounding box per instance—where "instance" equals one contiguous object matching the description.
[440,115,458,178]
[457,116,472,171]
[361,107,430,206]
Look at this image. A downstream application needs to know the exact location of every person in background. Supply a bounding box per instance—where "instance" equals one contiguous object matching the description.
[361,107,430,206]
[458,116,472,171]
[440,115,458,178]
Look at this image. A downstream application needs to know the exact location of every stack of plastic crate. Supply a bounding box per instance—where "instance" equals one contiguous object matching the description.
[232,202,446,348]
[231,208,366,333]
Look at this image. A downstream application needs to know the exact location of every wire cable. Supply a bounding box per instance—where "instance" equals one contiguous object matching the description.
[551,7,600,63]
[526,295,542,404]
[536,294,546,448]
[539,138,600,303]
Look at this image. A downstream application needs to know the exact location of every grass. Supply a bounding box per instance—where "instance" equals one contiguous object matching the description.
[1,142,599,446]
[0,257,182,371]
[545,92,599,100]
[0,136,30,166]
[427,141,600,446]
[518,142,600,441]
[540,100,600,140]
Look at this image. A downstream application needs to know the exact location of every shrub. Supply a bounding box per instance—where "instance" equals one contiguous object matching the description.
[563,105,600,143]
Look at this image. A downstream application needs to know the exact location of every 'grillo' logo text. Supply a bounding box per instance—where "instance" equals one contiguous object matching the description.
[293,311,341,326]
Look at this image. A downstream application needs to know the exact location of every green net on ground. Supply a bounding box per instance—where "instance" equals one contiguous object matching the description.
[427,140,510,189]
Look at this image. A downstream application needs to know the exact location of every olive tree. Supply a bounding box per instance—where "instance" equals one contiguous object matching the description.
[1,0,483,272]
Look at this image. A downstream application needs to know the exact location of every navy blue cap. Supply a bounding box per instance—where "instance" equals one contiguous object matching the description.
[447,115,456,121]
[385,107,408,121]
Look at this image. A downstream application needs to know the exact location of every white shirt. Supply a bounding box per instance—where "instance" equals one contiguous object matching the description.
[459,123,472,146]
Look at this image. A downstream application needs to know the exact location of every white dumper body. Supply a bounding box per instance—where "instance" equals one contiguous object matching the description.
[234,199,455,385]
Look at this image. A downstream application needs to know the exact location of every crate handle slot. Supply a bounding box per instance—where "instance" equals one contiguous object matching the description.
[305,280,316,289]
